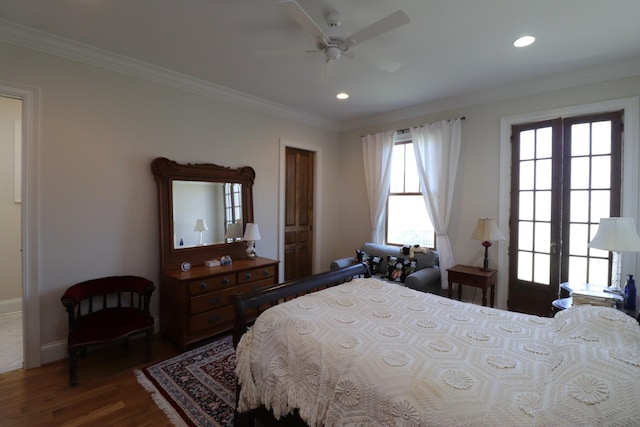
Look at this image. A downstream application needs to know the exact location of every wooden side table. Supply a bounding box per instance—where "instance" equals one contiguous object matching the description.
[447,264,497,307]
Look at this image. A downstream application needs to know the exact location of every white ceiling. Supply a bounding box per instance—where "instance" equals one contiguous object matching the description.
[2,0,640,130]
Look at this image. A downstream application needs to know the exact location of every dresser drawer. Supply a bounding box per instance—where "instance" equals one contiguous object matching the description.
[189,275,237,295]
[238,266,276,284]
[190,305,234,333]
[190,279,274,315]
[190,292,227,314]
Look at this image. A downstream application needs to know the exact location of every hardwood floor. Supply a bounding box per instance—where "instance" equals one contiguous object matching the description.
[0,334,182,426]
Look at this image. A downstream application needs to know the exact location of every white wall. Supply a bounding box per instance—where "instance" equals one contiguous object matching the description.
[339,75,640,309]
[4,36,640,363]
[0,41,342,361]
[0,96,22,309]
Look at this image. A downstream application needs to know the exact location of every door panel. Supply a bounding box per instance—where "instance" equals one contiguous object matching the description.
[509,119,562,315]
[508,112,622,316]
[561,113,622,286]
[284,147,314,281]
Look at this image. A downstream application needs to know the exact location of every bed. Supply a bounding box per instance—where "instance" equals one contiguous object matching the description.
[230,263,640,426]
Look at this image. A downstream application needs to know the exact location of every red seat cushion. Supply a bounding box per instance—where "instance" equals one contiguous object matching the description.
[67,307,154,348]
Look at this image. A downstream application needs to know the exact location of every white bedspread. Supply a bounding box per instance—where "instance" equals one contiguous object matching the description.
[235,277,640,426]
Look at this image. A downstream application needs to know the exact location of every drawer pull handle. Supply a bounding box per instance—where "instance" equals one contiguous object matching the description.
[252,285,262,291]
[198,282,207,290]
[222,277,229,285]
[245,273,252,280]
[263,269,270,276]
[208,315,221,325]
[209,297,221,305]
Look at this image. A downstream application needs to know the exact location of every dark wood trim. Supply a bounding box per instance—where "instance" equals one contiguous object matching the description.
[151,157,255,269]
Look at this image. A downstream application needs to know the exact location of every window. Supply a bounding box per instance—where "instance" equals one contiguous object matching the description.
[386,141,435,248]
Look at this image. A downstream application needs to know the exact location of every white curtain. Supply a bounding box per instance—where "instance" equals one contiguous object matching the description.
[411,119,462,289]
[362,130,395,243]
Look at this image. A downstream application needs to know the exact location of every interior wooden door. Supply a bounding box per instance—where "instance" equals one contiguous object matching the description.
[284,147,314,281]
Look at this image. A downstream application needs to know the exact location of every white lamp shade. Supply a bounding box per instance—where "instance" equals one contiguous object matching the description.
[588,217,640,252]
[224,222,243,239]
[471,218,505,242]
[193,218,208,232]
[243,223,261,241]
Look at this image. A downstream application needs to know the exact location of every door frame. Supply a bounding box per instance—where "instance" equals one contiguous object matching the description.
[0,81,41,368]
[498,96,639,310]
[278,139,322,282]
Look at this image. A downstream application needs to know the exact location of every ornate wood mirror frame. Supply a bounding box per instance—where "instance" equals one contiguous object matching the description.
[151,157,255,269]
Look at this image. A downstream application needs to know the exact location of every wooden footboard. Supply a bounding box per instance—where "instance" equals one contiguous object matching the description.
[230,262,370,347]
[229,262,370,427]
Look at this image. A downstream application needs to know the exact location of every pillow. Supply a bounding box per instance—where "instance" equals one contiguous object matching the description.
[386,256,404,282]
[414,249,436,268]
[356,249,382,274]
[401,258,418,282]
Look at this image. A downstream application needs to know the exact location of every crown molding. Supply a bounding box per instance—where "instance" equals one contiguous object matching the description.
[0,19,339,131]
[341,58,640,132]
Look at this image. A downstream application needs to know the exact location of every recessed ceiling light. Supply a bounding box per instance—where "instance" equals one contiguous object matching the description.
[336,92,349,100]
[514,35,535,47]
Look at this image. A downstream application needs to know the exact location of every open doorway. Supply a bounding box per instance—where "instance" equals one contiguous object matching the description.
[0,95,23,373]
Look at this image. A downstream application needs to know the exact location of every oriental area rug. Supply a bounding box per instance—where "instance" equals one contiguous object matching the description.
[135,334,236,427]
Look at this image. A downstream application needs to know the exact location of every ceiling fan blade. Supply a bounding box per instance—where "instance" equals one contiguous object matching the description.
[278,0,328,43]
[254,48,320,58]
[346,10,410,47]
[343,50,403,73]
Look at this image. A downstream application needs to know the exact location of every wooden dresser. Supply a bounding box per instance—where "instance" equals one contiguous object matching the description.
[159,256,279,349]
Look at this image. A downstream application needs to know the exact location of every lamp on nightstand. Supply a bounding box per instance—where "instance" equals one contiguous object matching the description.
[588,217,640,294]
[471,218,505,271]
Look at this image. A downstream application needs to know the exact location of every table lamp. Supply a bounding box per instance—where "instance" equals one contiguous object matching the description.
[243,223,261,259]
[588,217,640,293]
[471,217,505,271]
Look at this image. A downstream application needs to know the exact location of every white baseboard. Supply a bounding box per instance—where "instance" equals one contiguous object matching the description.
[0,298,22,315]
[39,319,161,365]
[41,340,67,365]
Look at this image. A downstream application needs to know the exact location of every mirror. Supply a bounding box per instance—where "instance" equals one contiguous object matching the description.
[172,180,243,248]
[152,157,254,269]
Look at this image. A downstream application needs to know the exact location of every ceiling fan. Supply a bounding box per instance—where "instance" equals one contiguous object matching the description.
[263,0,410,83]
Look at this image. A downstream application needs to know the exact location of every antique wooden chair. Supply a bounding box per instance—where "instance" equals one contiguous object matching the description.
[60,275,155,386]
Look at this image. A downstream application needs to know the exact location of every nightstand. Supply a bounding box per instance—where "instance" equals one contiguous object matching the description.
[552,282,639,322]
[446,264,497,307]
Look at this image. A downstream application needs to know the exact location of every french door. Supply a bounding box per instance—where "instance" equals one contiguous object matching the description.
[508,111,623,315]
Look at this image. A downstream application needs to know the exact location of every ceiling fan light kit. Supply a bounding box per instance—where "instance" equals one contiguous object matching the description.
[325,46,341,61]
[271,0,410,81]
[325,11,342,28]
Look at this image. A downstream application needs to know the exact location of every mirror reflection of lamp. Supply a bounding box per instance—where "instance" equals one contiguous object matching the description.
[471,217,506,271]
[224,222,243,243]
[243,223,261,260]
[194,219,208,246]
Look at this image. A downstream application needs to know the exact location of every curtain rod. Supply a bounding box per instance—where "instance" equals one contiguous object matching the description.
[396,116,466,134]
[362,116,466,138]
